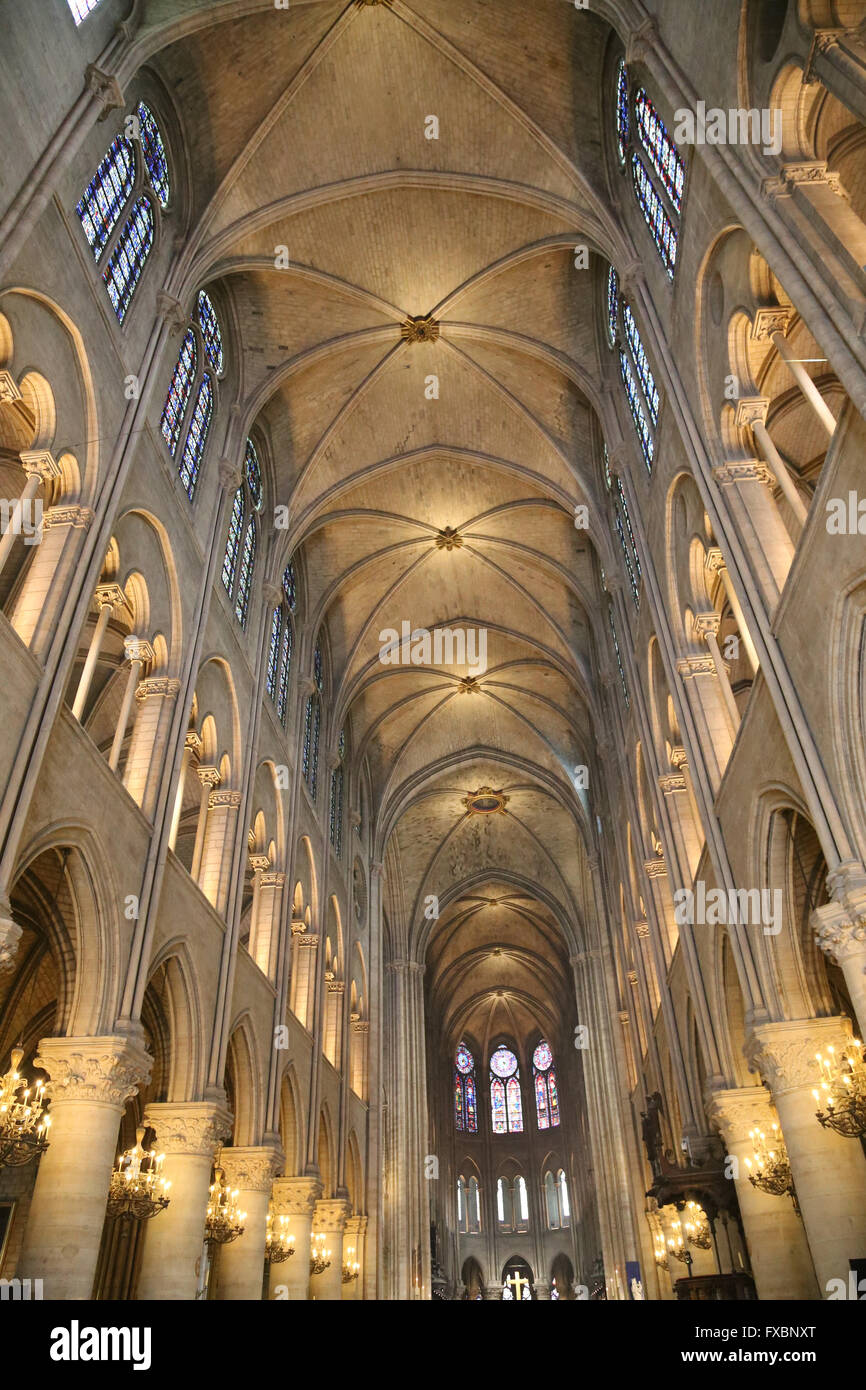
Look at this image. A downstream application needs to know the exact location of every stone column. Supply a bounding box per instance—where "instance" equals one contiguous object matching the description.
[804,27,866,126]
[813,860,866,1039]
[191,766,220,882]
[706,1086,817,1299]
[483,1282,502,1300]
[534,1280,550,1300]
[747,1019,866,1293]
[17,1034,151,1299]
[268,1175,321,1300]
[763,161,866,297]
[737,398,809,528]
[712,461,794,608]
[0,449,60,575]
[384,957,430,1299]
[199,789,242,913]
[169,731,202,853]
[693,613,740,736]
[676,652,733,790]
[71,583,126,720]
[291,930,318,1030]
[9,502,93,656]
[248,864,285,981]
[310,1198,350,1301]
[705,547,760,675]
[658,747,704,882]
[136,1101,233,1301]
[123,676,181,819]
[342,1214,366,1300]
[216,1146,282,1301]
[768,329,836,439]
[108,637,152,772]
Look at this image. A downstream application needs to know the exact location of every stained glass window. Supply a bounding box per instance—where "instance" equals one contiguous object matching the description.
[76,136,135,260]
[490,1047,523,1133]
[506,1077,523,1132]
[235,519,256,627]
[616,475,642,606]
[245,439,263,510]
[178,373,213,499]
[330,766,344,855]
[454,1042,477,1133]
[615,59,629,164]
[283,561,297,611]
[102,197,154,322]
[603,441,612,491]
[161,330,196,456]
[533,1040,560,1131]
[619,350,654,470]
[491,1078,507,1134]
[303,696,313,780]
[313,640,324,693]
[137,102,170,208]
[221,488,244,594]
[635,87,684,213]
[606,264,619,348]
[266,607,282,700]
[609,599,630,707]
[197,290,224,375]
[623,303,659,424]
[631,154,677,279]
[276,619,292,726]
[310,698,321,799]
[304,696,321,798]
[615,509,639,608]
[67,0,102,22]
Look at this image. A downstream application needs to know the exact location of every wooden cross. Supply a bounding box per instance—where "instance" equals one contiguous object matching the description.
[505,1270,530,1300]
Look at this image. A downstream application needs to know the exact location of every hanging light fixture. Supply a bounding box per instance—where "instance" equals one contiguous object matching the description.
[204,1167,246,1245]
[813,1040,866,1139]
[341,1245,360,1283]
[683,1201,712,1250]
[744,1124,799,1212]
[265,1207,295,1263]
[666,1220,693,1269]
[106,1126,170,1221]
[0,1046,50,1169]
[310,1233,331,1275]
[653,1233,669,1271]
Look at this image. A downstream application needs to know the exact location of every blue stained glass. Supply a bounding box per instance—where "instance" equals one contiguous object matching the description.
[197,290,224,374]
[635,87,684,213]
[338,727,345,761]
[277,619,292,726]
[616,59,629,164]
[67,0,102,22]
[178,372,213,499]
[607,264,619,347]
[137,102,170,208]
[465,1074,477,1132]
[616,475,642,581]
[235,519,256,627]
[245,439,263,510]
[603,442,612,491]
[76,135,135,260]
[266,607,282,700]
[549,1070,560,1125]
[632,154,677,278]
[310,697,321,800]
[313,641,323,693]
[533,1041,553,1071]
[222,488,243,594]
[456,1042,473,1075]
[102,197,154,322]
[506,1076,523,1132]
[455,1074,465,1130]
[283,561,297,611]
[623,303,660,424]
[536,1071,550,1130]
[303,696,313,781]
[620,351,654,470]
[609,600,630,707]
[491,1077,507,1134]
[490,1046,517,1078]
[615,509,639,608]
[330,766,344,854]
[161,330,196,456]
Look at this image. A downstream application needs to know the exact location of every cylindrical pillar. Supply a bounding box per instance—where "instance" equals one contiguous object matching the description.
[310,1197,350,1301]
[191,766,220,881]
[71,585,124,720]
[216,1147,282,1300]
[771,330,836,437]
[342,1214,367,1300]
[268,1176,321,1300]
[752,419,809,528]
[17,1035,151,1300]
[136,1102,232,1301]
[108,638,151,772]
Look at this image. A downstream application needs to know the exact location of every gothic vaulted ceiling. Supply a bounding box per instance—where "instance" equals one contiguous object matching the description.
[148,0,625,985]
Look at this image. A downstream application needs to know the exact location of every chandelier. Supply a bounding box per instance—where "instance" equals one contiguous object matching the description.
[204,1167,246,1245]
[342,1245,360,1284]
[310,1233,331,1276]
[653,1233,669,1272]
[107,1126,170,1221]
[813,1040,866,1139]
[744,1124,799,1212]
[666,1221,693,1269]
[0,1046,50,1169]
[265,1207,295,1263]
[683,1201,712,1250]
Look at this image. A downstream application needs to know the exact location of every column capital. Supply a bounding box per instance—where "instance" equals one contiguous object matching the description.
[249,853,271,875]
[705,1085,775,1142]
[634,920,650,939]
[261,871,286,889]
[676,654,717,679]
[35,1034,152,1110]
[344,1214,368,1237]
[643,857,667,878]
[813,900,866,964]
[262,580,283,608]
[209,789,243,810]
[197,765,221,790]
[142,1100,233,1156]
[386,958,425,975]
[185,730,204,757]
[123,636,153,664]
[94,582,127,613]
[745,1017,855,1096]
[658,772,687,795]
[625,16,658,64]
[43,504,94,532]
[734,397,769,430]
[704,546,726,575]
[85,62,124,118]
[19,449,62,482]
[693,611,721,640]
[712,460,776,487]
[0,370,21,404]
[135,676,180,702]
[370,860,384,880]
[750,307,791,342]
[218,459,243,493]
[313,1197,351,1234]
[155,291,188,334]
[219,1144,284,1192]
[271,1175,323,1217]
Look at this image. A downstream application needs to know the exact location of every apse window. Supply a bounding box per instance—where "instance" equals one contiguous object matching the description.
[615,60,684,279]
[490,1046,524,1134]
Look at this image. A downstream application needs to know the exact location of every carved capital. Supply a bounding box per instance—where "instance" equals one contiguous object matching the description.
[85,63,124,119]
[745,1017,855,1096]
[712,460,775,487]
[704,547,726,577]
[143,1101,233,1156]
[734,397,769,430]
[626,17,658,64]
[676,654,717,679]
[693,611,721,640]
[670,745,688,770]
[313,1197,351,1235]
[0,902,23,973]
[36,1035,152,1109]
[218,460,243,494]
[219,1144,283,1192]
[271,1175,322,1218]
[0,370,22,404]
[197,765,221,791]
[124,636,153,665]
[261,871,286,889]
[94,582,127,613]
[751,307,791,342]
[155,292,188,335]
[635,920,650,939]
[185,730,204,758]
[43,504,94,532]
[262,581,282,609]
[644,857,667,878]
[344,1214,368,1237]
[209,789,243,810]
[658,772,687,795]
[249,853,271,875]
[19,449,62,482]
[705,1085,775,1144]
[135,676,180,702]
[813,900,866,964]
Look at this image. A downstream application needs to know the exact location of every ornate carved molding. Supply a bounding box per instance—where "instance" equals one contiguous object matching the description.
[313,1197,351,1234]
[143,1101,233,1156]
[85,63,124,119]
[0,902,22,973]
[249,853,271,875]
[0,370,22,404]
[400,314,439,343]
[197,765,221,790]
[813,901,866,964]
[271,1175,322,1217]
[94,582,127,613]
[676,654,717,679]
[763,161,849,201]
[658,772,687,795]
[734,397,769,430]
[693,611,721,640]
[209,789,243,810]
[751,307,791,342]
[43,505,93,531]
[36,1035,152,1108]
[135,676,180,702]
[644,857,667,878]
[219,1145,283,1192]
[20,449,62,481]
[746,1018,855,1095]
[635,920,650,939]
[669,745,688,770]
[705,1085,775,1143]
[261,871,286,889]
[712,460,775,487]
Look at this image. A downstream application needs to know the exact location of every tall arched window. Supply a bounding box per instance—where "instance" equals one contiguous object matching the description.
[160,294,223,499]
[490,1046,523,1134]
[221,488,244,593]
[223,438,262,629]
[329,727,345,856]
[532,1039,560,1130]
[614,63,684,279]
[178,374,213,500]
[303,638,323,799]
[267,561,296,726]
[68,0,102,22]
[454,1041,477,1133]
[197,290,225,375]
[458,1175,480,1235]
[76,105,170,321]
[544,1170,571,1230]
[605,265,660,473]
[160,330,196,456]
